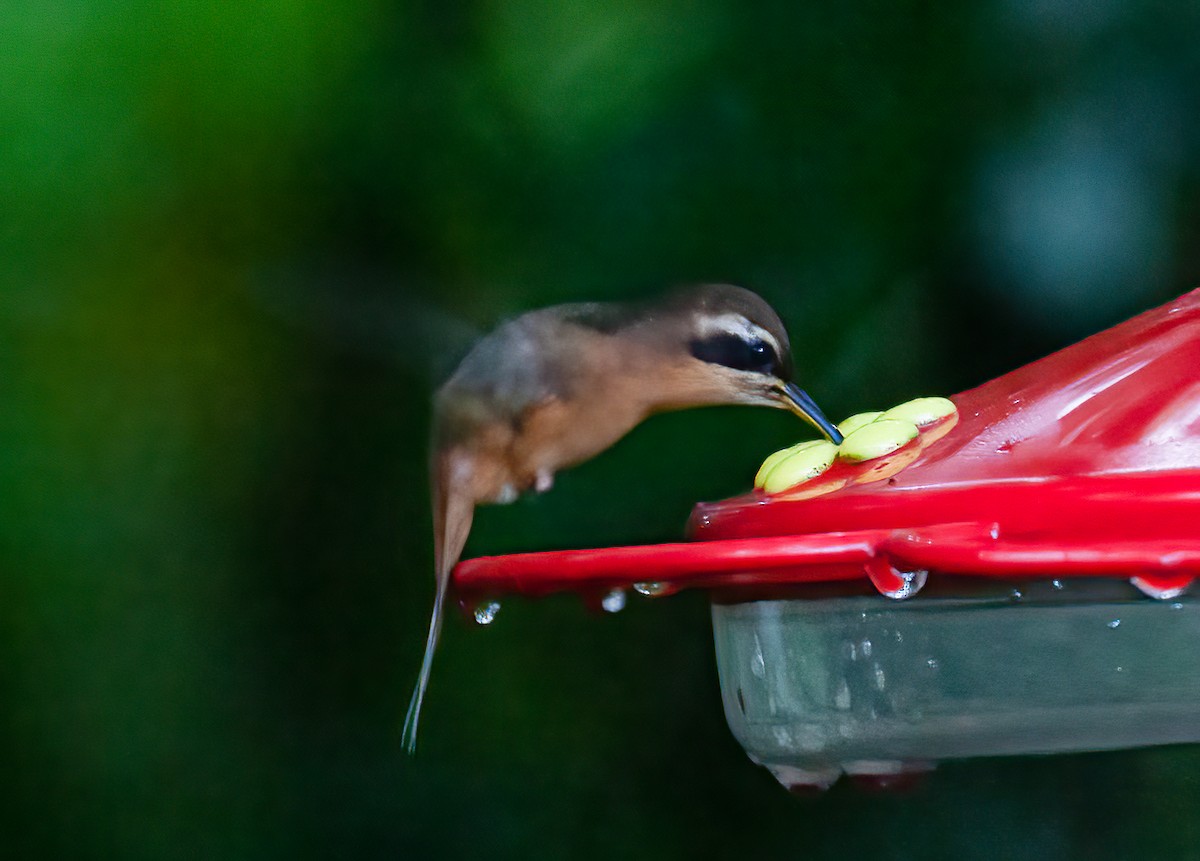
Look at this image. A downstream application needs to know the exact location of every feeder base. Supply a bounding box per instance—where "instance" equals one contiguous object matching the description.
[712,582,1200,791]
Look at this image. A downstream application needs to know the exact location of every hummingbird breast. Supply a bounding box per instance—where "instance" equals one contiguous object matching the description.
[437,384,650,506]
[432,305,686,505]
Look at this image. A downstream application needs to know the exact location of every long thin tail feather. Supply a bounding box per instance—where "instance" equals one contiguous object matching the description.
[402,456,475,754]
[400,574,450,752]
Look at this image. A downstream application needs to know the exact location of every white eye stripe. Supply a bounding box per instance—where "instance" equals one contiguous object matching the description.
[695,313,781,356]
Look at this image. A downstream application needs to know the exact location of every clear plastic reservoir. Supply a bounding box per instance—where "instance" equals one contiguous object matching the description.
[711,581,1200,791]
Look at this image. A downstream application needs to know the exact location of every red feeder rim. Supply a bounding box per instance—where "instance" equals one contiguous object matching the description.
[455,289,1200,602]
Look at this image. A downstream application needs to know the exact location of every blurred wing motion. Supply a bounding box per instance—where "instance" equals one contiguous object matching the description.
[247,264,480,384]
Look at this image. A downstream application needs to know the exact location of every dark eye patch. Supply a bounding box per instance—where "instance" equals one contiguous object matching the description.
[689,334,780,375]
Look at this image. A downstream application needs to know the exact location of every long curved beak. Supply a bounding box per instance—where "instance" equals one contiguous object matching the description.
[780,382,844,445]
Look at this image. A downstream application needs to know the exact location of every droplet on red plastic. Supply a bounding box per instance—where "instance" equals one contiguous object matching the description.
[1130,572,1194,600]
[633,581,678,598]
[864,556,928,600]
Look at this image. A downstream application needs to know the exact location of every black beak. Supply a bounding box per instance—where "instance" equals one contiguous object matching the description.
[780,382,844,445]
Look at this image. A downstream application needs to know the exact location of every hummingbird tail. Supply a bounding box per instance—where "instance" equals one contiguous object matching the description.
[403,468,474,754]
[400,587,444,753]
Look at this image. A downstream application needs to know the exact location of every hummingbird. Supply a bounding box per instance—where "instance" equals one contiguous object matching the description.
[402,284,843,751]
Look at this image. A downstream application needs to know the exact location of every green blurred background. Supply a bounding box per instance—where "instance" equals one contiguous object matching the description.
[5,1,1200,858]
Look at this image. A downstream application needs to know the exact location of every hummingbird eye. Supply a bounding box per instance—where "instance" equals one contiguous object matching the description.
[690,334,781,376]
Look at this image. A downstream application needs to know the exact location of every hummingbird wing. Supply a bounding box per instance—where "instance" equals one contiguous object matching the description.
[247,263,481,385]
[432,310,583,445]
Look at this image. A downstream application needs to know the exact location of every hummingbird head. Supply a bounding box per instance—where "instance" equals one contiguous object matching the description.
[657,284,843,444]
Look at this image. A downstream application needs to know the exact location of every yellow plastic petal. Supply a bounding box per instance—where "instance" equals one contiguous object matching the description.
[754,440,825,488]
[836,411,884,436]
[761,441,839,493]
[838,419,919,463]
[879,397,956,428]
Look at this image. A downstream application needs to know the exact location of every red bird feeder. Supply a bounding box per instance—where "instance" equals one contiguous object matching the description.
[455,288,1200,791]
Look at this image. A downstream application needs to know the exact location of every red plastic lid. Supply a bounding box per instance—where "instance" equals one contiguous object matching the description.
[455,289,1200,602]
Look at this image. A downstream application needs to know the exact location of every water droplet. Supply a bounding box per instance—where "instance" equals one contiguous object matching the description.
[861,638,873,658]
[865,557,928,600]
[633,581,672,597]
[473,601,501,625]
[894,630,903,643]
[1010,589,1023,601]
[1172,602,1184,610]
[926,658,939,670]
[1116,666,1124,672]
[1051,579,1064,590]
[1108,619,1121,629]
[601,589,626,613]
[1131,574,1194,600]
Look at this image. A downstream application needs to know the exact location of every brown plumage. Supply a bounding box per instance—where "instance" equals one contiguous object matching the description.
[402,284,841,751]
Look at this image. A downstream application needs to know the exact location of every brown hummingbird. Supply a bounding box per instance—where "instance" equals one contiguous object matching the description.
[402,284,842,751]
